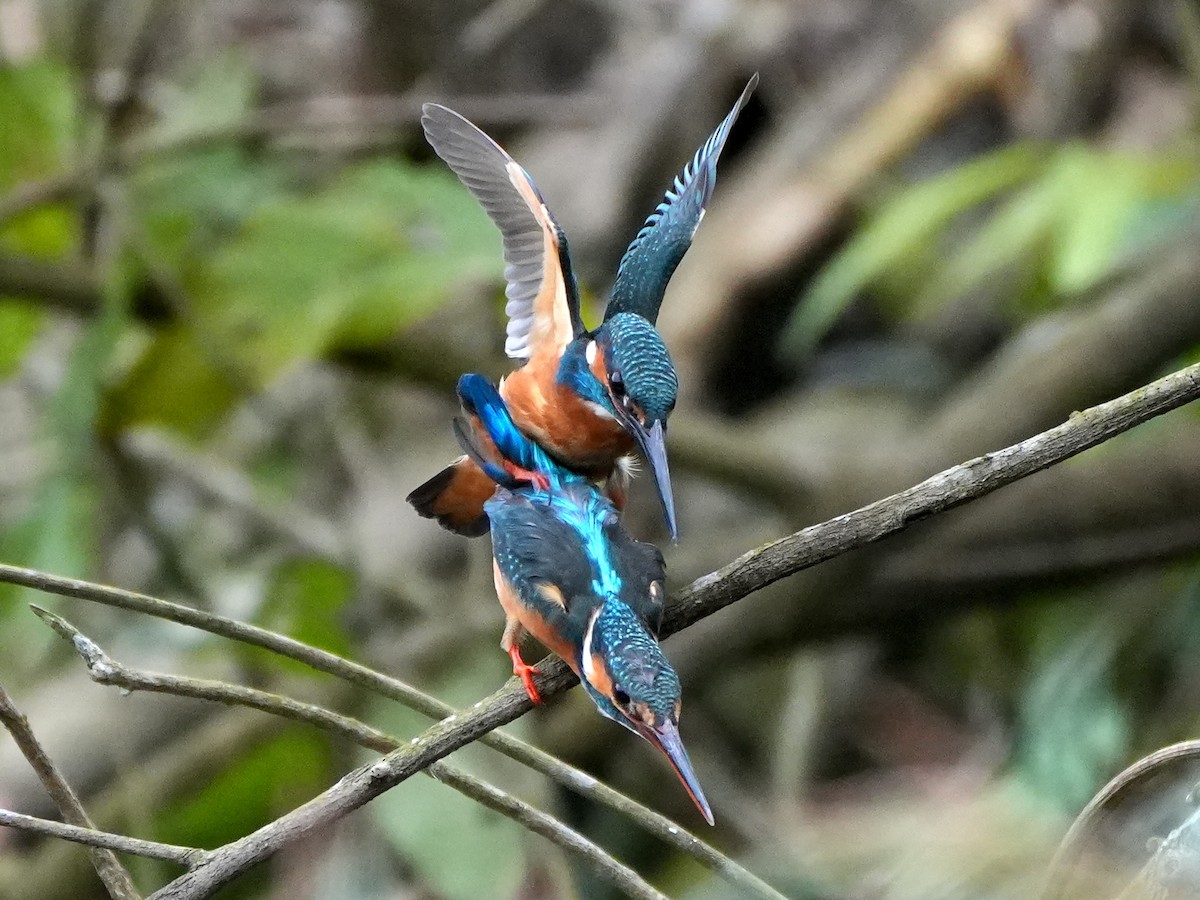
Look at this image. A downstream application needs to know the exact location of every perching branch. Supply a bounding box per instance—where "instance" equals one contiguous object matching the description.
[0,810,203,869]
[0,685,142,900]
[0,575,780,895]
[4,360,1199,899]
[34,607,672,900]
[661,360,1200,635]
[144,361,1200,898]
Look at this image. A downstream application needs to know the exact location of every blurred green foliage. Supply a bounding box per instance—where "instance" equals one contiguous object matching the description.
[784,141,1200,358]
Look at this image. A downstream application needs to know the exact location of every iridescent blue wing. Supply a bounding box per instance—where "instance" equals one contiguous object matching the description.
[605,75,757,325]
[422,104,585,360]
[454,373,562,484]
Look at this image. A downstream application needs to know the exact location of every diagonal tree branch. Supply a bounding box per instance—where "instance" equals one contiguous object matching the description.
[34,607,674,900]
[138,359,1200,899]
[3,361,1198,898]
[0,578,776,893]
[661,360,1200,635]
[0,685,142,900]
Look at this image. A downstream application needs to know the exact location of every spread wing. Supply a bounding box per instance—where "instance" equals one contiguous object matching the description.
[605,74,758,325]
[422,104,584,360]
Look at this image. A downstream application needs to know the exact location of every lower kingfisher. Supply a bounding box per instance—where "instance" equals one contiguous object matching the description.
[408,75,759,541]
[453,372,713,825]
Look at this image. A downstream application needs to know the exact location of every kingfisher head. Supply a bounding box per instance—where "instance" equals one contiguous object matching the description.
[579,597,712,824]
[571,312,679,538]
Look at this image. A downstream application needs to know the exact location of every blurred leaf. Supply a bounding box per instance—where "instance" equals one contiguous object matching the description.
[154,726,331,855]
[194,159,500,383]
[100,325,243,437]
[0,265,128,664]
[130,146,288,274]
[0,301,44,376]
[918,175,1058,316]
[782,144,1044,358]
[137,51,257,149]
[1017,602,1131,812]
[1048,149,1198,294]
[368,656,543,900]
[0,59,76,186]
[257,558,355,662]
[374,770,526,900]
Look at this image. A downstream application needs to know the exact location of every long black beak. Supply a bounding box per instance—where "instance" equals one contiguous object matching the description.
[622,415,678,541]
[641,718,713,825]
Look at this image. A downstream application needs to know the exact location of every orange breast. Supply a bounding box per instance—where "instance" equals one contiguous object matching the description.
[492,562,580,672]
[501,358,633,475]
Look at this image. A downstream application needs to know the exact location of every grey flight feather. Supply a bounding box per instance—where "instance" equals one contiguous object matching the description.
[421,103,581,359]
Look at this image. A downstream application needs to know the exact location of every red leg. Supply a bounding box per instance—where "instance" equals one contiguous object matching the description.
[502,459,550,491]
[508,643,542,704]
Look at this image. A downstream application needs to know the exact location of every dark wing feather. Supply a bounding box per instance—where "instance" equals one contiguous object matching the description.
[421,104,584,359]
[487,496,599,644]
[605,74,758,324]
[608,526,667,634]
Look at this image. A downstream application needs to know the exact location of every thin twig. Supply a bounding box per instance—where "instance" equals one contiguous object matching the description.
[141,359,1200,900]
[0,810,204,868]
[0,577,780,895]
[0,685,142,900]
[1043,740,1200,899]
[34,607,668,900]
[1,710,278,900]
[4,361,1199,898]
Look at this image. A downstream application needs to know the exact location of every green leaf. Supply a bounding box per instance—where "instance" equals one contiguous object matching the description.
[100,325,243,438]
[0,266,128,663]
[0,59,76,187]
[782,143,1045,358]
[368,656,542,900]
[154,727,331,852]
[1016,602,1131,812]
[0,301,44,375]
[374,769,526,900]
[136,51,257,150]
[1051,150,1200,294]
[192,159,499,384]
[257,558,355,663]
[919,176,1059,317]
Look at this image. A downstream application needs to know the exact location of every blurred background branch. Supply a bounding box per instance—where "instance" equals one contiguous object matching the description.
[4,0,1200,897]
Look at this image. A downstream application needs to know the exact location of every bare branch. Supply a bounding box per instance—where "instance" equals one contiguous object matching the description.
[4,361,1199,898]
[35,607,671,900]
[0,809,204,868]
[0,573,779,894]
[0,685,142,900]
[662,361,1200,634]
[143,362,1200,898]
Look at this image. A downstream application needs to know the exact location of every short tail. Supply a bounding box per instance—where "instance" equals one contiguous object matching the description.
[406,456,494,536]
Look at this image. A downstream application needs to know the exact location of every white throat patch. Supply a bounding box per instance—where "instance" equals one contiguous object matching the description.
[581,607,601,685]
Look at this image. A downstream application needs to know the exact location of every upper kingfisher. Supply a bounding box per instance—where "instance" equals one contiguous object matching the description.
[452,371,713,824]
[408,75,758,541]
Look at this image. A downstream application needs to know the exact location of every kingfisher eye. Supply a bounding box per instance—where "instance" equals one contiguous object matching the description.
[613,688,630,707]
[609,371,625,395]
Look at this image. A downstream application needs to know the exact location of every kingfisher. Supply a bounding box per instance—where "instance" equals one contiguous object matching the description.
[453,371,713,824]
[408,75,758,541]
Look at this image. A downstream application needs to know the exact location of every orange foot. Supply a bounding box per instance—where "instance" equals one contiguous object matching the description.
[502,460,550,492]
[508,644,542,704]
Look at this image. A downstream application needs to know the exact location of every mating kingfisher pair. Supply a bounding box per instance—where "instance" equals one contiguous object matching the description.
[409,76,758,825]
